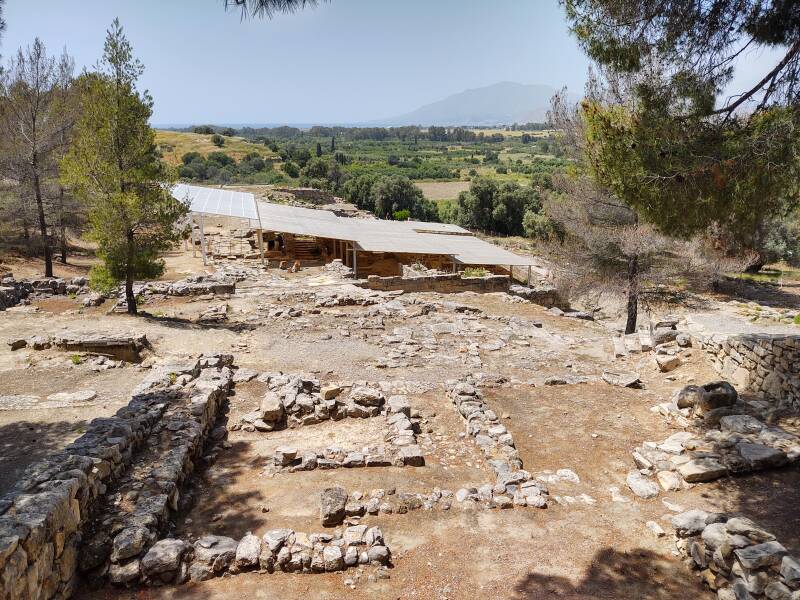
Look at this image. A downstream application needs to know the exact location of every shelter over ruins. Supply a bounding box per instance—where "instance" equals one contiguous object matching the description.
[173,183,544,278]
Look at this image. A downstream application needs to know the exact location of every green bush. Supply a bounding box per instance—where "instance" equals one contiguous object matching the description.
[463,267,489,277]
[211,134,224,147]
[88,264,119,295]
[393,209,410,221]
[282,161,300,178]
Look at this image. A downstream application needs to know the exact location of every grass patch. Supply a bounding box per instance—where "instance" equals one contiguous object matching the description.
[727,266,800,283]
[155,130,278,167]
[463,267,489,278]
[70,354,82,365]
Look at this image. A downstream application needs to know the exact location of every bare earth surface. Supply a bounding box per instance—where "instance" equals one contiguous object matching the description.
[2,249,799,600]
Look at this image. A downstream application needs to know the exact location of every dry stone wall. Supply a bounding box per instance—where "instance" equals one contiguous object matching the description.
[696,333,800,409]
[0,275,93,310]
[0,354,233,599]
[672,509,800,599]
[234,374,425,472]
[360,273,511,294]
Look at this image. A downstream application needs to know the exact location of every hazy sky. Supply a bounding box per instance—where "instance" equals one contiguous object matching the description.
[2,0,785,125]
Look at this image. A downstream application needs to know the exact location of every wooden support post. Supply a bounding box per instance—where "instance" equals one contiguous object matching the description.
[257,229,265,265]
[191,213,197,258]
[527,265,532,285]
[353,245,358,278]
[199,212,207,266]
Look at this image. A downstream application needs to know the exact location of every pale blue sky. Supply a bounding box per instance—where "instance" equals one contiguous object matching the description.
[2,0,784,125]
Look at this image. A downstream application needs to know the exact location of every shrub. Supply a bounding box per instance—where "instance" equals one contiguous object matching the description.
[282,161,300,178]
[211,134,224,147]
[393,209,410,221]
[463,267,489,277]
[88,264,119,295]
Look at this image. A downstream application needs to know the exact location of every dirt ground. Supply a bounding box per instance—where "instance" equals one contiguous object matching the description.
[2,247,799,600]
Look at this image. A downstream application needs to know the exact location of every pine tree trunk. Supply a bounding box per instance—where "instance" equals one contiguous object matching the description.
[33,170,53,277]
[625,254,639,335]
[59,186,67,263]
[125,231,137,315]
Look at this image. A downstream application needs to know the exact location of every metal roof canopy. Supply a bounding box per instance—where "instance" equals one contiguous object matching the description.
[173,183,260,223]
[175,184,540,267]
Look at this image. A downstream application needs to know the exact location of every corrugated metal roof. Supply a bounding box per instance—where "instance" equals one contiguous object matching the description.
[174,184,260,222]
[176,184,539,267]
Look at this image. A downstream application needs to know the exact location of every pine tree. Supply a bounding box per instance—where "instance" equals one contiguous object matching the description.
[0,39,75,277]
[61,20,187,315]
[316,142,322,157]
[330,135,335,152]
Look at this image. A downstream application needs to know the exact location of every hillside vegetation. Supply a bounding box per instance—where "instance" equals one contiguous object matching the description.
[155,130,278,167]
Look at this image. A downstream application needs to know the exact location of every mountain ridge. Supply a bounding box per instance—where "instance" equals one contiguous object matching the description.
[373,81,558,126]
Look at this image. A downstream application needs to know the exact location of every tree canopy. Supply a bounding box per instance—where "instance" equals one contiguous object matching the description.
[562,0,800,264]
[223,0,322,19]
[61,20,187,314]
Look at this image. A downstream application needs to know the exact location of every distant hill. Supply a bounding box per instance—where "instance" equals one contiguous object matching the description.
[377,82,558,126]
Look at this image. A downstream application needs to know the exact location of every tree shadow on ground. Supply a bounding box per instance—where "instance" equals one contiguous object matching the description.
[512,546,711,600]
[712,277,800,309]
[176,415,269,541]
[0,419,86,496]
[695,464,800,554]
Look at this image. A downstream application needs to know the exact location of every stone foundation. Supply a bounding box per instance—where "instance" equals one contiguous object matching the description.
[0,354,233,599]
[0,275,91,310]
[447,378,549,508]
[672,509,800,599]
[696,334,800,409]
[359,273,511,294]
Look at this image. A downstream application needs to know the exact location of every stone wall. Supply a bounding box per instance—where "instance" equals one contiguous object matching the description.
[672,509,800,599]
[358,273,511,294]
[272,187,336,204]
[0,355,233,599]
[0,275,91,311]
[695,333,800,409]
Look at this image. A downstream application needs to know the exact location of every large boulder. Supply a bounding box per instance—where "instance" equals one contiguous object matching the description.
[696,381,737,414]
[320,486,348,527]
[672,385,704,409]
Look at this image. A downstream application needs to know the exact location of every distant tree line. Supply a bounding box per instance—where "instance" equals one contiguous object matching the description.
[177,124,533,143]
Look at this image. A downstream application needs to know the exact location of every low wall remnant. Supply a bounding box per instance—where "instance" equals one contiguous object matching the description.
[695,333,800,409]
